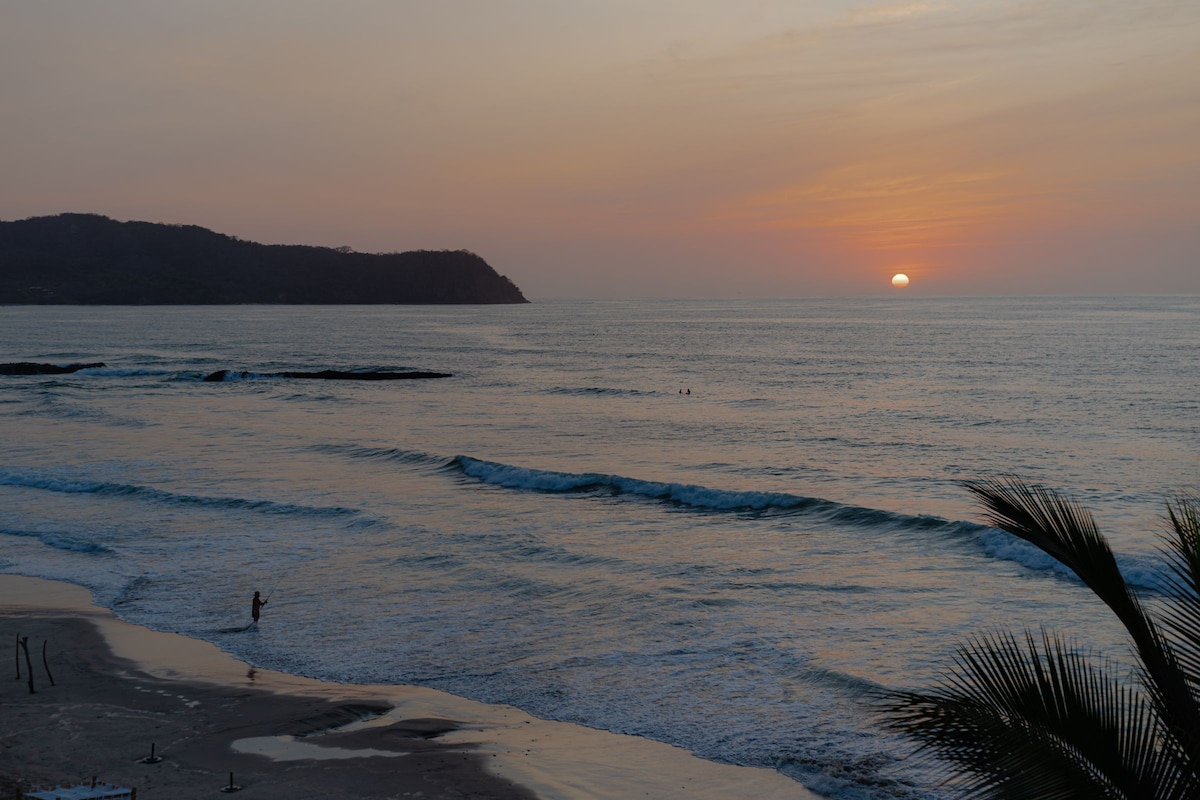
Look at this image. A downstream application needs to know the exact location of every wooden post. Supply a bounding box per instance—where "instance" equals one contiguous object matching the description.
[140,741,162,764]
[18,636,34,694]
[14,632,20,679]
[219,771,242,793]
[42,639,55,686]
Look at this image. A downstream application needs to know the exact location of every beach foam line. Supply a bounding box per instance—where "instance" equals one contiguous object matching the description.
[0,574,822,800]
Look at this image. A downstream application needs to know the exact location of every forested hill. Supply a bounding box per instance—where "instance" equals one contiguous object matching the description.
[0,214,528,304]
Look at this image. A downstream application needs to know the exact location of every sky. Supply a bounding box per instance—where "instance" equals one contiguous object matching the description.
[2,1,1197,298]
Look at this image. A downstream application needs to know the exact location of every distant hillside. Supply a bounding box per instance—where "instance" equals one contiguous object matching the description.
[0,214,528,304]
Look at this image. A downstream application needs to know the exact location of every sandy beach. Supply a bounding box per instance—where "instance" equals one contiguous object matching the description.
[0,575,820,800]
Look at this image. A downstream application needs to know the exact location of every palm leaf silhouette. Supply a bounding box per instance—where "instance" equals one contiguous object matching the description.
[878,477,1200,799]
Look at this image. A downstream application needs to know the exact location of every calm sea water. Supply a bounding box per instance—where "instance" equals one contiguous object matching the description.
[2,297,1197,799]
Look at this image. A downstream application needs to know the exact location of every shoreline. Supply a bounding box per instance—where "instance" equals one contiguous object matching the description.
[0,575,820,799]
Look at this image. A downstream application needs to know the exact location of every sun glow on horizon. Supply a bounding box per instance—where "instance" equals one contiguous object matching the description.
[891,273,910,288]
[1,1,1198,296]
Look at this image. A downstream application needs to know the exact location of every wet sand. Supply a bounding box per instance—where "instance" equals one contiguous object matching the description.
[0,575,821,799]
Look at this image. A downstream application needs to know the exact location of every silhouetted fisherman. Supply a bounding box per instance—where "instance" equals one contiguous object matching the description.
[252,591,267,623]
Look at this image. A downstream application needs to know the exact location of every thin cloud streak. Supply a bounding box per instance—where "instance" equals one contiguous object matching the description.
[0,0,1196,296]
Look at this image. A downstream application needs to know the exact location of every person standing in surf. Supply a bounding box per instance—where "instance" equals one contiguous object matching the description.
[252,590,267,623]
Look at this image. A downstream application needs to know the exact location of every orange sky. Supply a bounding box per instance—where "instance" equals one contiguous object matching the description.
[2,1,1197,298]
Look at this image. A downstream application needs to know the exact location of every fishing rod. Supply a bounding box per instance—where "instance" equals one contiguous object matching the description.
[263,566,293,603]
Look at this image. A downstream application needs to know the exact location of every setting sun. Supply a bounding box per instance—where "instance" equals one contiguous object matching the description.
[891,273,910,288]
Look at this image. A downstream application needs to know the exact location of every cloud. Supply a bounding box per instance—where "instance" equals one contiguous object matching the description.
[0,0,1196,295]
[609,0,1200,255]
[846,1,947,26]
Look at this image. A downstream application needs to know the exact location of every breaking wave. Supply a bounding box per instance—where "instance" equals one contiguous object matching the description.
[0,469,360,518]
[446,455,1167,593]
[0,526,113,555]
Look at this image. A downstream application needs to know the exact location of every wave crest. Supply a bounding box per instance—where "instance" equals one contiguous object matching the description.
[0,469,359,517]
[448,455,1166,592]
[0,526,112,554]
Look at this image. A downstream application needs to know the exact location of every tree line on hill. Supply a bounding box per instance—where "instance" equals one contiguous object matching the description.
[0,213,528,304]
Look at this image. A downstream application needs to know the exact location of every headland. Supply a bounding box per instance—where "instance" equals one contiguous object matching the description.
[0,214,528,304]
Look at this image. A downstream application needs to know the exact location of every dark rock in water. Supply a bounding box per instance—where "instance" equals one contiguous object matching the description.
[277,370,452,381]
[0,213,528,304]
[202,369,451,382]
[0,361,105,375]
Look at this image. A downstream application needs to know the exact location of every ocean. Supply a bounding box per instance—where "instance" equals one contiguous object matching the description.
[2,297,1197,799]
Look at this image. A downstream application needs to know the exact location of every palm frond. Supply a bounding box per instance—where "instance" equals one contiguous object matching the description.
[963,477,1143,626]
[1158,496,1200,700]
[879,629,1173,799]
[878,478,1200,798]
[963,476,1200,763]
